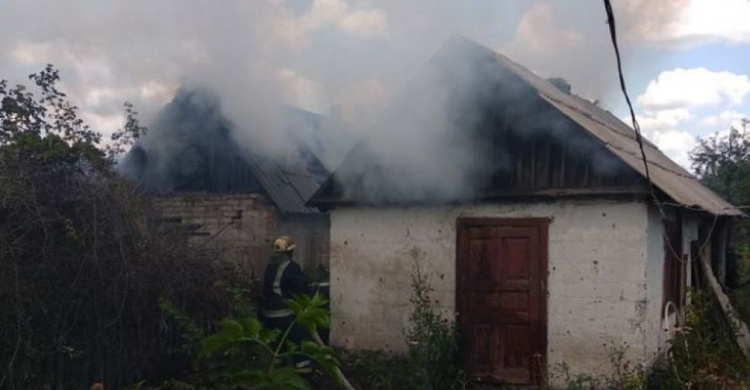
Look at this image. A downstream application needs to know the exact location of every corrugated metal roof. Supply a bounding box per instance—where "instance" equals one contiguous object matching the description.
[311,36,741,216]
[243,150,323,214]
[471,38,741,216]
[235,108,332,214]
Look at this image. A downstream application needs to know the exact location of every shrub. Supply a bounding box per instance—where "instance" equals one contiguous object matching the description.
[333,349,413,390]
[557,343,646,390]
[0,65,257,389]
[135,293,344,390]
[557,289,749,390]
[650,289,750,389]
[405,262,465,390]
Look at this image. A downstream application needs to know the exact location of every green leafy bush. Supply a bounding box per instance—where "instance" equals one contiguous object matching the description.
[0,65,256,389]
[321,261,466,390]
[405,262,465,390]
[144,292,344,390]
[650,290,749,389]
[558,343,645,390]
[333,349,413,390]
[557,289,749,390]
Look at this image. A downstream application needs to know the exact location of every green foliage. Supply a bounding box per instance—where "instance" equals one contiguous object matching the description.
[650,289,749,389]
[155,292,341,390]
[557,290,749,390]
[404,262,465,390]
[0,66,255,389]
[557,343,645,390]
[690,119,750,290]
[320,262,465,390]
[332,349,412,390]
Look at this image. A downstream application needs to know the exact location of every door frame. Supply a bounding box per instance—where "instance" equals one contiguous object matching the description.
[455,217,549,385]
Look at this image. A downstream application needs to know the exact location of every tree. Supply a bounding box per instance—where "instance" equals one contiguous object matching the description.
[689,118,750,287]
[0,65,248,389]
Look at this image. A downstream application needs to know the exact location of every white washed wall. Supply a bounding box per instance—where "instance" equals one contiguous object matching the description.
[329,200,662,379]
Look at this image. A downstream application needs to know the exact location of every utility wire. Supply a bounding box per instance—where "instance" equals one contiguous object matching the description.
[603,0,689,267]
[603,0,664,218]
[603,3,750,346]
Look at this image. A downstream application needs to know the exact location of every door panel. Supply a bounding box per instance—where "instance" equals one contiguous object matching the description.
[457,218,548,385]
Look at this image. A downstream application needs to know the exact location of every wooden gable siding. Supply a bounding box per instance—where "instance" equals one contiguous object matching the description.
[478,106,646,192]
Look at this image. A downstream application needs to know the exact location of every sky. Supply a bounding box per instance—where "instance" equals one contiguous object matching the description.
[1,0,749,169]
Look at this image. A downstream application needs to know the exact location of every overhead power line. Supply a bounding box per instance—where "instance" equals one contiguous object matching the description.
[602,0,663,218]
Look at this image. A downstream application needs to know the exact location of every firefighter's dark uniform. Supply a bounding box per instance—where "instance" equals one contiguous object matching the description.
[260,238,312,371]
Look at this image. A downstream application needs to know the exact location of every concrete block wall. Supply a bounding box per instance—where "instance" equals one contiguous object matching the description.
[329,200,659,381]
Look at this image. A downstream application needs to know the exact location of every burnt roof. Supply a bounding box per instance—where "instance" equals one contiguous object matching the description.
[122,89,331,214]
[243,151,323,214]
[310,36,741,216]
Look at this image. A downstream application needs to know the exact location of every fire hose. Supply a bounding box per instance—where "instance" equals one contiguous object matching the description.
[310,330,356,390]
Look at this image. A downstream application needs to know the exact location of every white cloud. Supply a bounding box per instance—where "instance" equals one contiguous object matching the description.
[284,0,389,47]
[701,110,746,128]
[10,41,54,64]
[629,108,695,168]
[637,108,691,132]
[634,68,750,168]
[648,129,697,168]
[82,112,125,137]
[505,2,583,57]
[637,68,750,110]
[617,0,750,47]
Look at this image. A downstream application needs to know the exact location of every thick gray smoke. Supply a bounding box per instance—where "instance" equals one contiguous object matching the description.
[333,37,635,203]
[121,85,346,194]
[0,1,656,203]
[0,1,655,143]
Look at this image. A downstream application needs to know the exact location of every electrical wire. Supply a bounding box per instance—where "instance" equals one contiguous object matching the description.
[602,0,726,324]
[603,0,664,219]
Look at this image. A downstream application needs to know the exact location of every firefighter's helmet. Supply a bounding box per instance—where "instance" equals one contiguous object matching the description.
[273,235,296,253]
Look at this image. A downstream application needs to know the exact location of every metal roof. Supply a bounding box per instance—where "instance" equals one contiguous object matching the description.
[470,38,741,216]
[242,108,331,214]
[243,151,322,214]
[311,36,741,216]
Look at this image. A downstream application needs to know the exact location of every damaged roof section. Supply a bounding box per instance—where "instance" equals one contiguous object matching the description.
[122,88,337,214]
[243,151,322,213]
[310,36,740,216]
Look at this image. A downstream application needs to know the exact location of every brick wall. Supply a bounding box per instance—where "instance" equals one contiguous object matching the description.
[154,193,329,278]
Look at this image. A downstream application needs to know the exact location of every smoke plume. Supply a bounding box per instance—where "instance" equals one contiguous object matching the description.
[0,1,655,202]
[331,37,634,203]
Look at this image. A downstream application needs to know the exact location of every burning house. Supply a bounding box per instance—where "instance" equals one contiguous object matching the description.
[309,36,742,385]
[123,88,348,276]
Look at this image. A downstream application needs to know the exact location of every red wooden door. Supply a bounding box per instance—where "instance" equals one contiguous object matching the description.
[457,218,548,385]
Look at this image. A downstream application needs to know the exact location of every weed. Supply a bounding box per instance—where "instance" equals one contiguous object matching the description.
[405,261,466,390]
[557,289,749,390]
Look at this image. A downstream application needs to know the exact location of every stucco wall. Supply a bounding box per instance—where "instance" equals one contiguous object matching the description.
[644,206,666,361]
[154,193,329,277]
[329,200,661,379]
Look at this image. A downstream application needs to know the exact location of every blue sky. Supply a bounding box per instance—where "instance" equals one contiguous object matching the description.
[0,0,748,169]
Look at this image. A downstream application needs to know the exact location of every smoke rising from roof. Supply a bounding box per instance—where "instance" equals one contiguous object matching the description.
[328,37,636,203]
[1,1,650,141]
[1,1,662,204]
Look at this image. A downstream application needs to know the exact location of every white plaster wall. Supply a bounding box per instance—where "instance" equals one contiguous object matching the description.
[329,200,657,379]
[644,206,666,361]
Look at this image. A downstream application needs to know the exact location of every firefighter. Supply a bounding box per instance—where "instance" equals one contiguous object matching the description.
[260,235,312,371]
